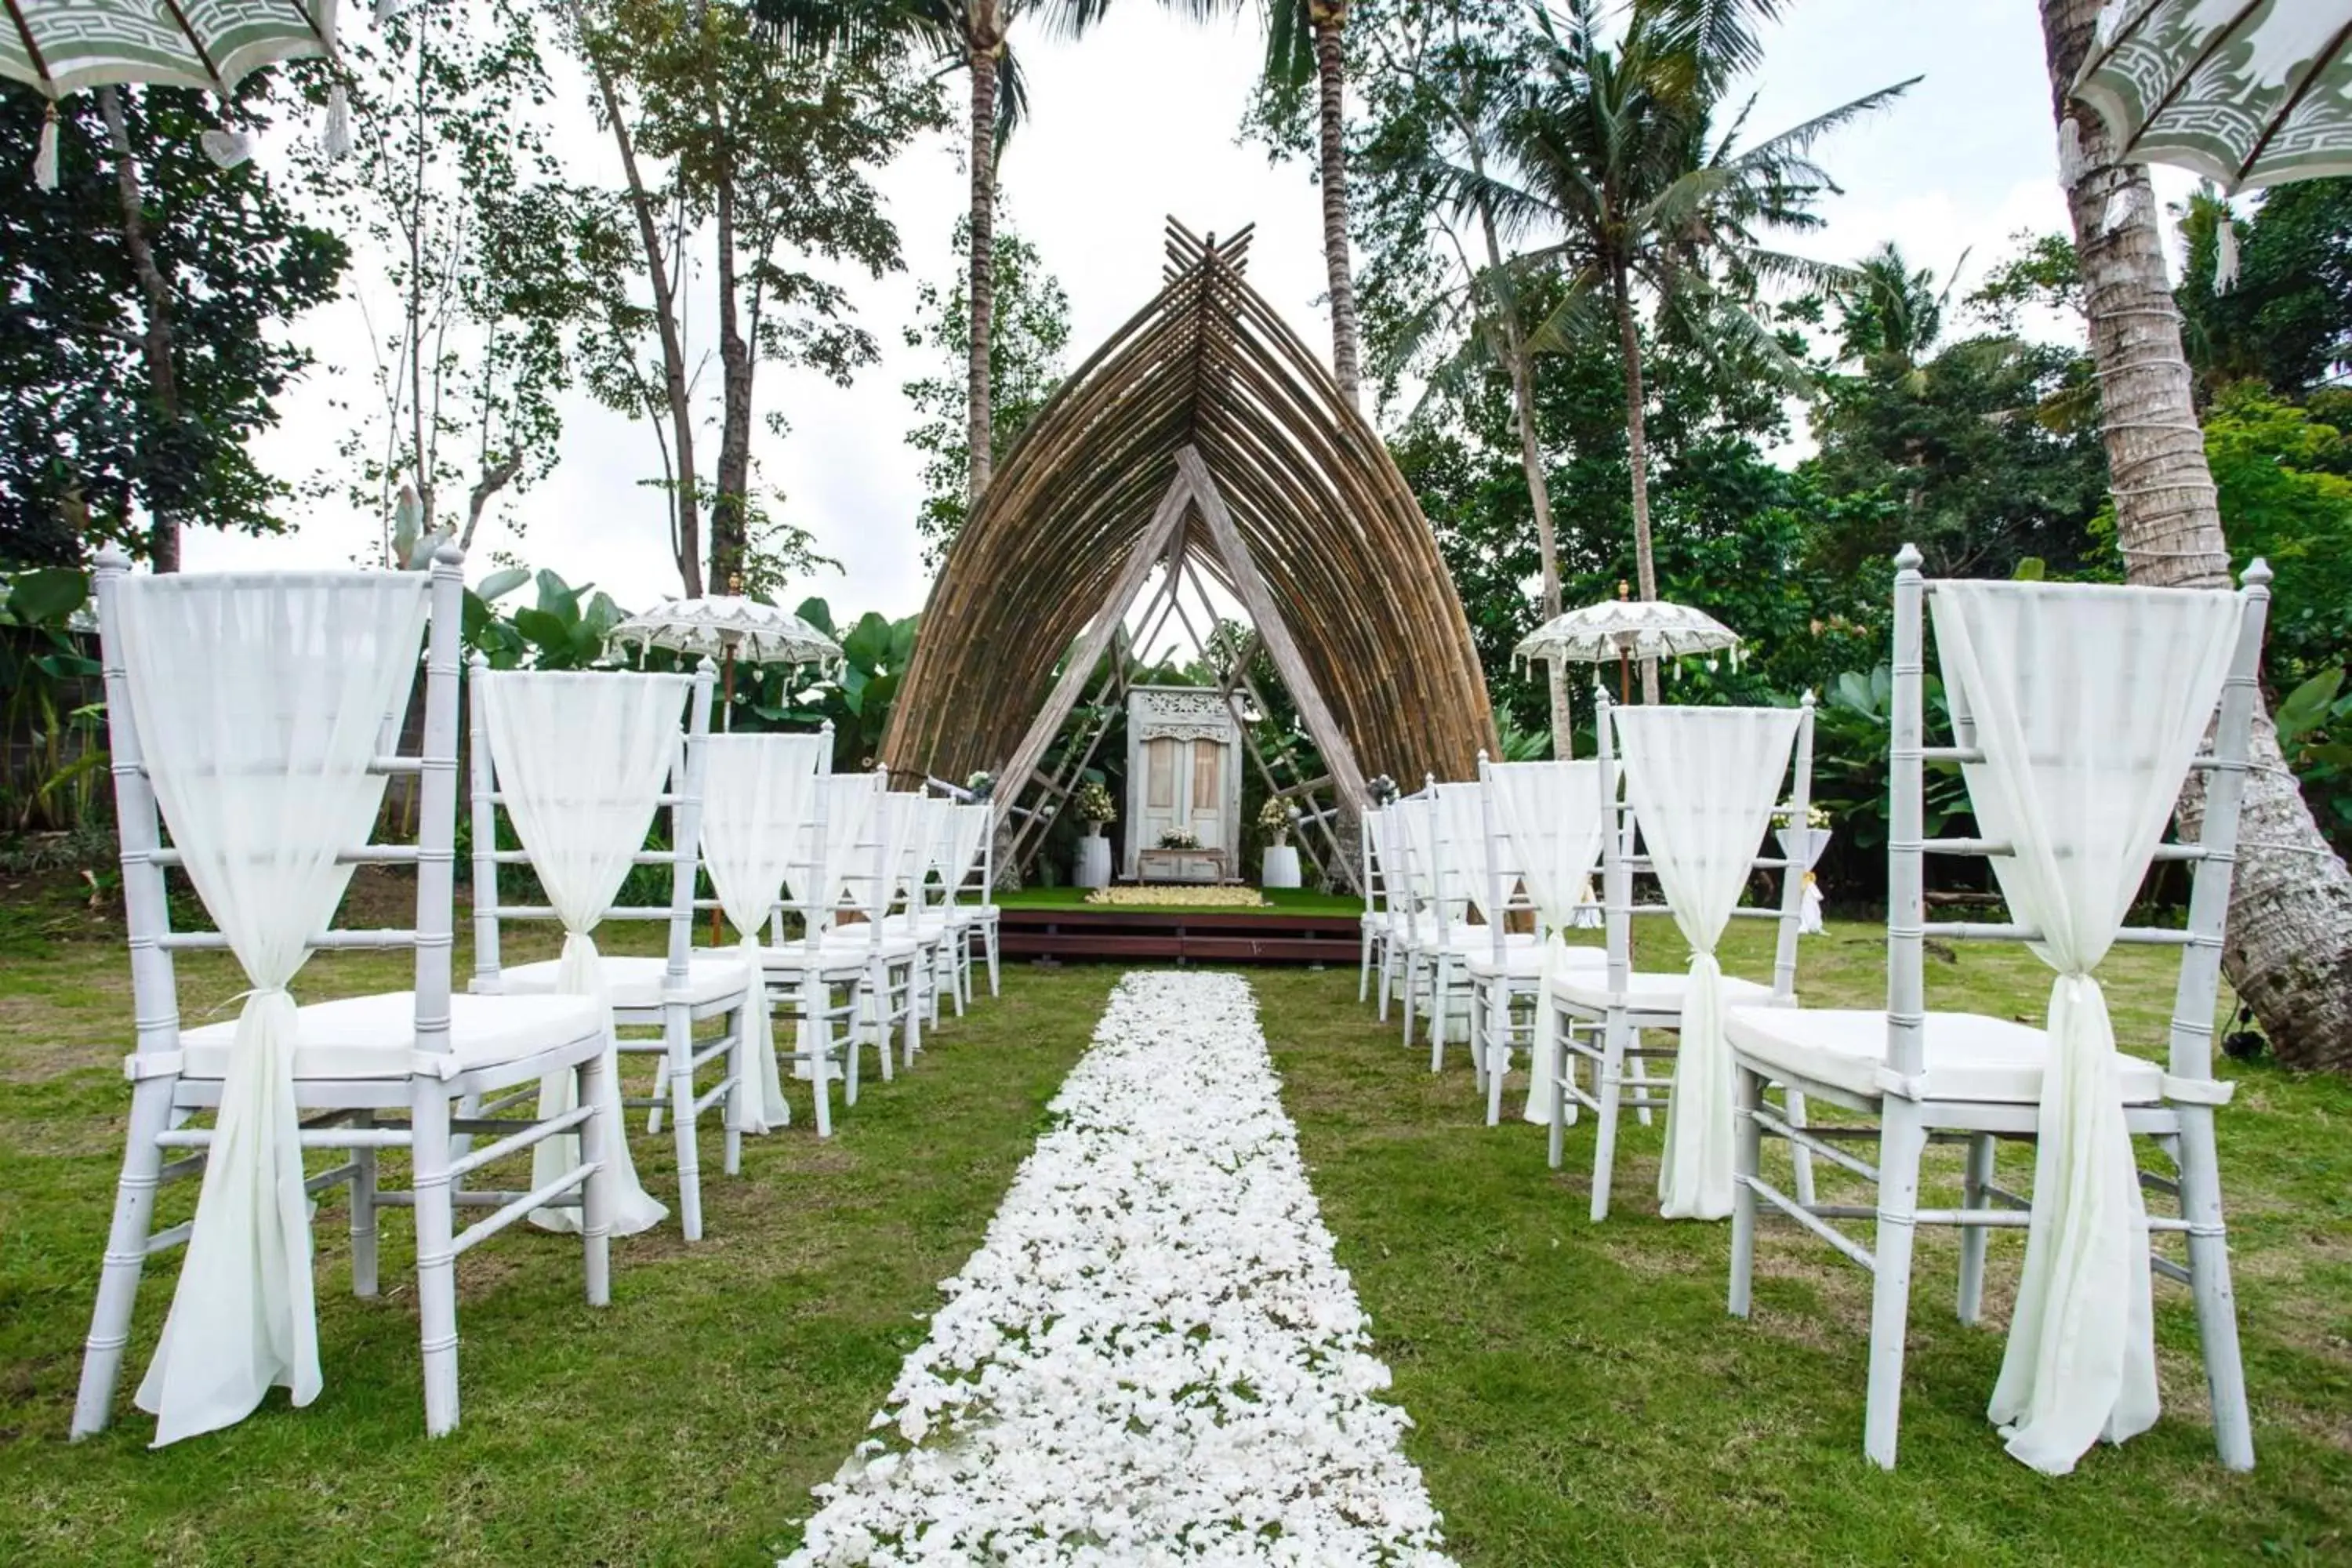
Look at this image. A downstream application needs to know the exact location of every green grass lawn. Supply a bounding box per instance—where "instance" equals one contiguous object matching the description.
[1,890,2346,1564]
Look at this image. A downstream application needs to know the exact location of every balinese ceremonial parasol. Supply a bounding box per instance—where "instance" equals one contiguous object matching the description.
[607,590,842,732]
[2072,1,2352,198]
[1515,585,1743,717]
[2,0,349,188]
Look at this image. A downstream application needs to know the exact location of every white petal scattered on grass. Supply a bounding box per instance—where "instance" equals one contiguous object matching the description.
[786,971,1453,1567]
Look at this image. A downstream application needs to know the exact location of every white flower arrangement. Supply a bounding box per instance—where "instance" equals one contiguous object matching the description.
[1156,826,1203,851]
[1778,800,1831,829]
[1084,885,1267,909]
[786,973,1452,1566]
[1072,779,1116,827]
[1255,797,1298,833]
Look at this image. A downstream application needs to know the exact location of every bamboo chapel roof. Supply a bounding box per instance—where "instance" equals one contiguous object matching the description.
[880,220,1497,799]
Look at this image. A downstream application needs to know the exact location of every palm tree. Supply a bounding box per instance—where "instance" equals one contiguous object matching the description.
[1262,0,1364,407]
[1458,0,1910,699]
[2038,0,2352,1068]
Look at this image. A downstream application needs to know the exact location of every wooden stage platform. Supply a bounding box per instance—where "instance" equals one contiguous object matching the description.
[997,903,1360,966]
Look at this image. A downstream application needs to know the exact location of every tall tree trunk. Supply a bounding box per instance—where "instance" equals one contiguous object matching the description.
[966,5,1003,507]
[1611,264,1661,703]
[97,88,180,573]
[713,159,753,592]
[1310,1,1361,408]
[2042,0,2352,1071]
[574,0,703,595]
[1473,198,1570,753]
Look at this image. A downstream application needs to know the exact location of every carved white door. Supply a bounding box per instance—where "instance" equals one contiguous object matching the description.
[1186,739,1224,859]
[1141,737,1182,853]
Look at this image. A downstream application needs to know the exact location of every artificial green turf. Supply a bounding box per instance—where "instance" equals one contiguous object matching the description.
[1,902,2346,1564]
[992,884,1362,916]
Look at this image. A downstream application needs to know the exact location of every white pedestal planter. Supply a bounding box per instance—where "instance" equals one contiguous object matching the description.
[1261,843,1301,889]
[1075,832,1112,890]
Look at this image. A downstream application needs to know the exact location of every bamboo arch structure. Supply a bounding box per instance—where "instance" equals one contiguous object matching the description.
[880,220,1496,875]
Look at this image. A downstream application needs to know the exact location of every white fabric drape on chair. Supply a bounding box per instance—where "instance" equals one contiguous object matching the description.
[782,774,880,1074]
[481,670,686,1236]
[1611,706,1801,1221]
[118,572,430,1445]
[942,804,991,898]
[699,733,828,1133]
[1777,826,1832,935]
[1486,762,1607,1125]
[1933,579,2241,1475]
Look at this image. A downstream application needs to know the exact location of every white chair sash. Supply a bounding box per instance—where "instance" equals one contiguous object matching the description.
[118,572,429,1445]
[1933,579,2241,1475]
[699,733,828,1133]
[481,670,686,1237]
[1777,826,1832,935]
[942,803,991,900]
[1486,760,1607,1125]
[1612,705,1802,1221]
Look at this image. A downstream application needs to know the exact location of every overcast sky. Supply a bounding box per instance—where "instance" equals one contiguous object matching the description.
[193,0,2191,619]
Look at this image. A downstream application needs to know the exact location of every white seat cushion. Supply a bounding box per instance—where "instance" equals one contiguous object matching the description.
[1550,969,1778,1014]
[1726,1007,2165,1105]
[760,931,920,971]
[1466,942,1608,980]
[485,953,750,1010]
[180,992,602,1080]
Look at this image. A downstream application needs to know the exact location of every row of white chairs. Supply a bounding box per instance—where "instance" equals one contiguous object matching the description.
[1355,555,2270,1479]
[68,548,1001,1447]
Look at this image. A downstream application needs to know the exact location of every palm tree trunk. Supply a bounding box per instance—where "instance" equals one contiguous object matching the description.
[97,89,180,573]
[966,5,1003,507]
[1309,1,1361,408]
[1611,264,1661,703]
[574,0,702,595]
[1473,200,1570,753]
[2042,0,2352,1071]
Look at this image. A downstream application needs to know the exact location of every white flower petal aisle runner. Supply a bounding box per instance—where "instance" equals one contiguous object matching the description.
[787,971,1452,1566]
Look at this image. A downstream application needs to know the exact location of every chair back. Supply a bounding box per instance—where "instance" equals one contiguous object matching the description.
[97,548,463,1060]
[779,771,882,942]
[698,728,831,942]
[1481,757,1609,949]
[1433,775,1521,956]
[937,803,993,913]
[1595,689,1814,998]
[467,662,709,993]
[1886,546,2270,1088]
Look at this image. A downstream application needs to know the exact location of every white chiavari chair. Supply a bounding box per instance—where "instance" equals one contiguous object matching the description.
[1726,550,2269,1475]
[469,662,749,1243]
[760,769,887,1116]
[73,547,615,1443]
[1473,758,1610,1128]
[1543,691,1815,1221]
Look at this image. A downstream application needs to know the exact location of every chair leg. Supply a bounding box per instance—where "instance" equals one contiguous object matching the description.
[71,1073,176,1439]
[1467,974,1486,1094]
[1548,1023,1569,1171]
[1628,1029,1655,1127]
[1863,1100,1931,1470]
[412,1084,461,1437]
[1402,953,1420,1047]
[1729,1065,1764,1319]
[1427,957,1451,1073]
[1376,943,1395,1022]
[1956,1132,1996,1325]
[668,1004,703,1243]
[985,923,1000,997]
[902,958,923,1067]
[350,1108,380,1298]
[2175,1105,2256,1470]
[1359,935,1374,1003]
[844,982,863,1106]
[1788,1090,1818,1208]
[1589,1009,1629,1222]
[869,963,895,1083]
[1485,985,1510,1127]
[577,1051,613,1310]
[722,1008,745,1178]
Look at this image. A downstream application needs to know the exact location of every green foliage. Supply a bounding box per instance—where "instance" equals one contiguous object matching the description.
[460,567,626,670]
[2197,383,2352,683]
[1806,663,1969,893]
[901,213,1072,564]
[2274,667,2352,855]
[0,568,104,833]
[2,81,347,568]
[2178,180,2352,402]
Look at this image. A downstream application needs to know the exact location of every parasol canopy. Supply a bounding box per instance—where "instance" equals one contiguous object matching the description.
[2,0,345,187]
[2072,0,2352,194]
[1515,597,1743,666]
[608,594,842,676]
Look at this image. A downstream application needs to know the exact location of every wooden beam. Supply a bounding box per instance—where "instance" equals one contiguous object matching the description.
[1176,446,1369,811]
[993,470,1190,834]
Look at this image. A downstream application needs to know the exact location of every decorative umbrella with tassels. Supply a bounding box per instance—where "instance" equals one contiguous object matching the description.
[2,0,356,189]
[2071,1,2352,287]
[607,590,842,732]
[1515,586,1744,747]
